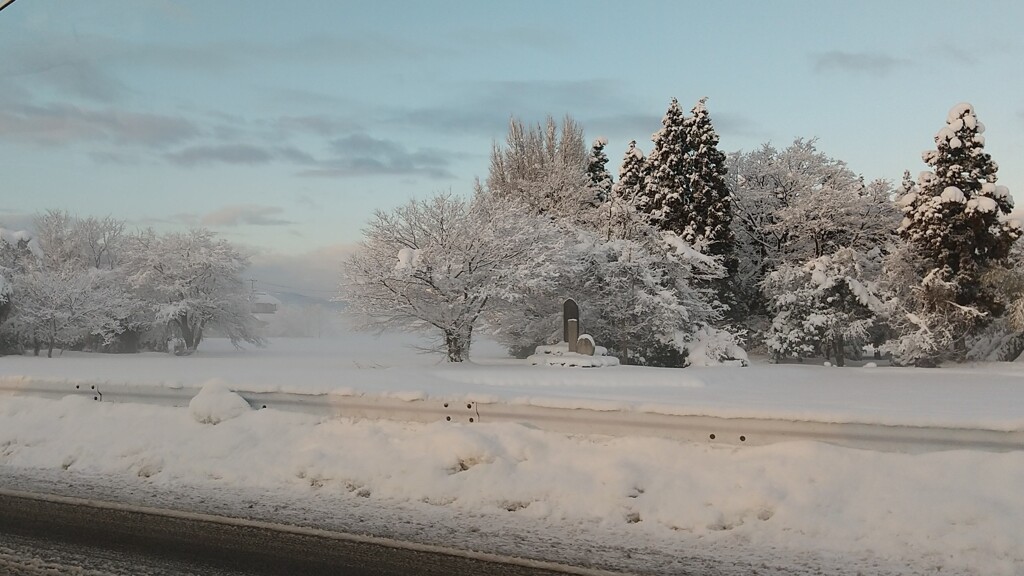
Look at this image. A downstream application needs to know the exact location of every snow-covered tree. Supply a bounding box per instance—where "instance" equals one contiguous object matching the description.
[729,139,899,316]
[594,230,724,365]
[644,98,690,233]
[0,228,40,275]
[896,102,1019,333]
[75,215,126,270]
[123,228,262,353]
[879,242,969,366]
[599,140,648,242]
[343,192,567,362]
[681,97,734,257]
[11,264,135,357]
[33,210,81,270]
[969,241,1024,361]
[1,229,41,352]
[763,247,886,366]
[587,137,614,204]
[476,109,736,366]
[484,115,594,219]
[1,223,140,356]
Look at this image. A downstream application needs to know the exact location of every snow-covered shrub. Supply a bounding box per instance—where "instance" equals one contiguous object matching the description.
[675,326,748,367]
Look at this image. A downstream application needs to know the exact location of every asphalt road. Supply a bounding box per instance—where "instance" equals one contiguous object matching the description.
[0,491,592,576]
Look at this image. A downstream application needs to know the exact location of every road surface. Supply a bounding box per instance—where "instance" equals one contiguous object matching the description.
[0,491,602,576]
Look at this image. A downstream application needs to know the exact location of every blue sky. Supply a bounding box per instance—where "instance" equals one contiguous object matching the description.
[2,0,1023,292]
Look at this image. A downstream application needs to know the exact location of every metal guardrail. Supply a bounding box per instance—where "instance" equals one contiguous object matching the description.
[2,377,1021,453]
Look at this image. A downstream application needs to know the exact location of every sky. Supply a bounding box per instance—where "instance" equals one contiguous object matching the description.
[2,0,1023,296]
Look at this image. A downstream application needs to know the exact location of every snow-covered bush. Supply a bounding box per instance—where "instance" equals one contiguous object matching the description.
[674,326,748,367]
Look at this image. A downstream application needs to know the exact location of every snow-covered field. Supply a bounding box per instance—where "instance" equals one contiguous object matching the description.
[3,334,1024,430]
[1,330,1023,575]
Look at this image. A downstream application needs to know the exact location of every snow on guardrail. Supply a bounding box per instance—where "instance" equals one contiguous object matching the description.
[1,377,1021,453]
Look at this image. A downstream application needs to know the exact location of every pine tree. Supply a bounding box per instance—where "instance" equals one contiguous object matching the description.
[603,140,648,241]
[615,141,647,207]
[587,137,613,204]
[679,97,738,317]
[898,103,1019,321]
[681,98,734,257]
[644,98,690,234]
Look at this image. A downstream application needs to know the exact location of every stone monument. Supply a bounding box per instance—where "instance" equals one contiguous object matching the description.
[563,298,580,353]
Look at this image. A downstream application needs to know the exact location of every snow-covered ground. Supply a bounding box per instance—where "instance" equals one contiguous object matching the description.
[2,334,1024,430]
[1,329,1023,575]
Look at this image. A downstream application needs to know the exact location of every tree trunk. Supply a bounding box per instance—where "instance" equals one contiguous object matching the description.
[444,327,471,362]
[175,317,199,353]
[833,329,845,367]
[47,336,55,359]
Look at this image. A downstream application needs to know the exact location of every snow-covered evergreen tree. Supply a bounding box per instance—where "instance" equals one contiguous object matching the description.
[678,98,738,318]
[879,243,963,366]
[644,98,690,234]
[681,97,734,257]
[888,103,1021,363]
[1,229,38,352]
[600,140,648,242]
[970,241,1024,361]
[763,247,886,365]
[587,137,613,204]
[897,102,1018,322]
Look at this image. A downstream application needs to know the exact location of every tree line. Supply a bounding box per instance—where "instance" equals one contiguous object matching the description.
[343,99,1023,367]
[4,100,1018,366]
[0,214,261,357]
